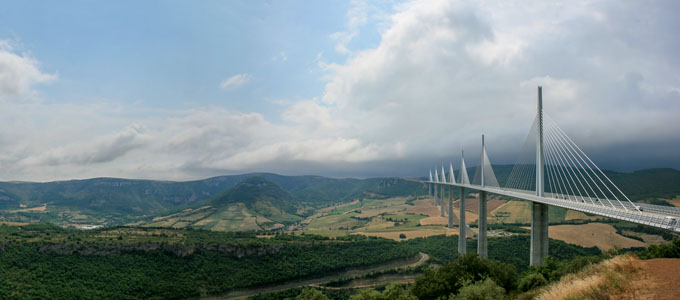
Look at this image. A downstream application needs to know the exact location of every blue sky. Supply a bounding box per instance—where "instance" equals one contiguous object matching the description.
[0,1,363,117]
[0,0,678,181]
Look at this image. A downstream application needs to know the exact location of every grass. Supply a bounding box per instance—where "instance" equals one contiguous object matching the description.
[548,223,646,251]
[534,254,645,300]
[305,212,367,230]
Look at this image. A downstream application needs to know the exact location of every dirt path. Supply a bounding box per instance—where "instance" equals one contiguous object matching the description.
[640,258,680,300]
[208,252,429,300]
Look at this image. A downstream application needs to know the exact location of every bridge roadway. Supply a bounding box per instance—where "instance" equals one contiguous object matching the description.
[425,180,680,233]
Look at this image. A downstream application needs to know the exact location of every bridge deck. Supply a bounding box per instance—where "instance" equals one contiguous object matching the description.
[425,181,680,233]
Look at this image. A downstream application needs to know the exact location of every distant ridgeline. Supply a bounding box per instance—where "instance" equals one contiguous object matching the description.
[0,168,678,227]
[0,173,426,226]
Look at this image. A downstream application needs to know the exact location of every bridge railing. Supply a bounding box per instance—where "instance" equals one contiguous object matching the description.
[425,181,680,232]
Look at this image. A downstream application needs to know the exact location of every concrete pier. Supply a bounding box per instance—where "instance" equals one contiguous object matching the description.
[448,186,454,228]
[478,191,488,258]
[458,187,466,254]
[434,183,438,205]
[440,184,446,217]
[530,202,549,266]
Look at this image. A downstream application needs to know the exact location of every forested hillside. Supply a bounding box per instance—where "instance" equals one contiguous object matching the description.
[0,223,606,299]
[0,175,426,226]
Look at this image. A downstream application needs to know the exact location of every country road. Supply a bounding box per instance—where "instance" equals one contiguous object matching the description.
[205,252,429,300]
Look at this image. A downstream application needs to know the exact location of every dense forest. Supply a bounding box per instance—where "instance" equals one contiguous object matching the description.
[1,223,605,299]
[252,239,680,300]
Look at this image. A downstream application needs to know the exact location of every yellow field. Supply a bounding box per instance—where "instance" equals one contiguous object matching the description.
[548,223,646,251]
[317,200,360,213]
[621,230,666,245]
[402,197,440,217]
[419,216,449,226]
[4,204,47,213]
[665,196,680,208]
[0,221,29,226]
[564,209,603,221]
[353,228,454,241]
[356,204,408,218]
[453,207,478,224]
[360,217,396,231]
[489,201,531,223]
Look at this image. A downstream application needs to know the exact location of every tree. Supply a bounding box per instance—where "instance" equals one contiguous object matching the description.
[296,288,328,300]
[349,283,416,300]
[399,233,406,239]
[383,283,417,300]
[449,278,506,300]
[517,273,547,292]
[349,289,384,300]
[411,254,516,299]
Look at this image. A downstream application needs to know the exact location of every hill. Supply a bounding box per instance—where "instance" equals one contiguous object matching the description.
[0,174,426,227]
[211,177,298,214]
[0,167,678,228]
[139,177,305,231]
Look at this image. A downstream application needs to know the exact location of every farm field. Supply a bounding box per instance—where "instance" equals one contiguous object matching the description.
[297,195,670,250]
[300,195,501,240]
[353,228,455,241]
[488,200,571,224]
[665,196,680,207]
[547,223,647,250]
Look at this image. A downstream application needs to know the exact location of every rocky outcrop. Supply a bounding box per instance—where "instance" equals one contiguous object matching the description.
[37,242,285,258]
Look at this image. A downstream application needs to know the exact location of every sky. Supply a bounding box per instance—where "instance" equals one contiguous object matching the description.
[0,0,678,182]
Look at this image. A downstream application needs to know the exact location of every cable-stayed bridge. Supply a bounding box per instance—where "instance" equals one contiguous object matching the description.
[424,87,680,266]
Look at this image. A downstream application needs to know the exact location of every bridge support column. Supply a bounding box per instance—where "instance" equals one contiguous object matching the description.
[448,186,454,228]
[458,187,466,254]
[433,183,438,205]
[441,185,446,217]
[530,202,549,266]
[478,191,487,258]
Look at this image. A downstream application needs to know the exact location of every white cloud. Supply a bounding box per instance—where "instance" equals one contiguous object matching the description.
[330,0,368,54]
[0,40,56,100]
[318,0,680,170]
[219,73,252,90]
[1,0,679,181]
[19,125,147,166]
[282,100,334,129]
[272,52,288,62]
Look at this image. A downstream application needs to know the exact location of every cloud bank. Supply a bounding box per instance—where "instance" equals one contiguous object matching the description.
[1,0,679,181]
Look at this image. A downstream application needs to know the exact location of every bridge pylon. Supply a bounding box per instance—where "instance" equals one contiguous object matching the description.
[531,86,549,266]
[478,135,488,258]
[458,151,468,255]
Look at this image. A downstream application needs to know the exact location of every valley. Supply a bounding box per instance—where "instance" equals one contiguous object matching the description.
[1,169,679,299]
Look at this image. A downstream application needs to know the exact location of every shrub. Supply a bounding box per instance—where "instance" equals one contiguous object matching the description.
[517,273,547,292]
[349,288,384,300]
[411,254,516,299]
[638,238,680,259]
[450,278,506,300]
[296,288,328,300]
